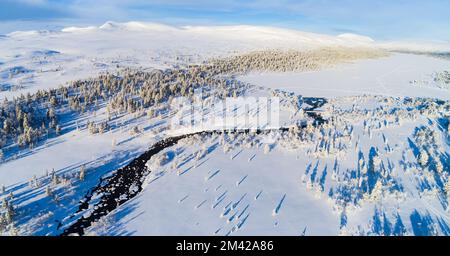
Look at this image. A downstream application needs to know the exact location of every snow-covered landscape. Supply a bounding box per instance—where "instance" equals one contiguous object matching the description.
[0,14,449,237]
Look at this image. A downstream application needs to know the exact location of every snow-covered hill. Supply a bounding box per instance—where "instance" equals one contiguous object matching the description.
[1,21,449,100]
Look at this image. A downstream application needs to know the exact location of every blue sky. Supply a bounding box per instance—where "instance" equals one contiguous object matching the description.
[0,0,449,41]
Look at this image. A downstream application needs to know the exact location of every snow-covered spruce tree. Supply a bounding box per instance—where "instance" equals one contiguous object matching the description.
[97,121,110,134]
[263,144,271,154]
[370,180,384,201]
[1,197,8,209]
[435,160,444,174]
[1,196,14,224]
[418,149,429,167]
[130,126,140,135]
[45,186,52,197]
[370,149,382,171]
[55,125,61,135]
[79,165,85,181]
[29,175,38,188]
[51,171,59,185]
[444,180,450,211]
[447,118,450,135]
[222,143,231,154]
[171,158,178,170]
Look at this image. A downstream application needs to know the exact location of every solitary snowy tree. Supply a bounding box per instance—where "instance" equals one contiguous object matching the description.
[30,175,38,188]
[51,171,58,185]
[435,160,444,174]
[1,198,8,209]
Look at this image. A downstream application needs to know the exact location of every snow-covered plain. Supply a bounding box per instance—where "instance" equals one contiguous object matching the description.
[0,22,450,236]
[87,95,450,236]
[90,146,341,236]
[241,54,450,99]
